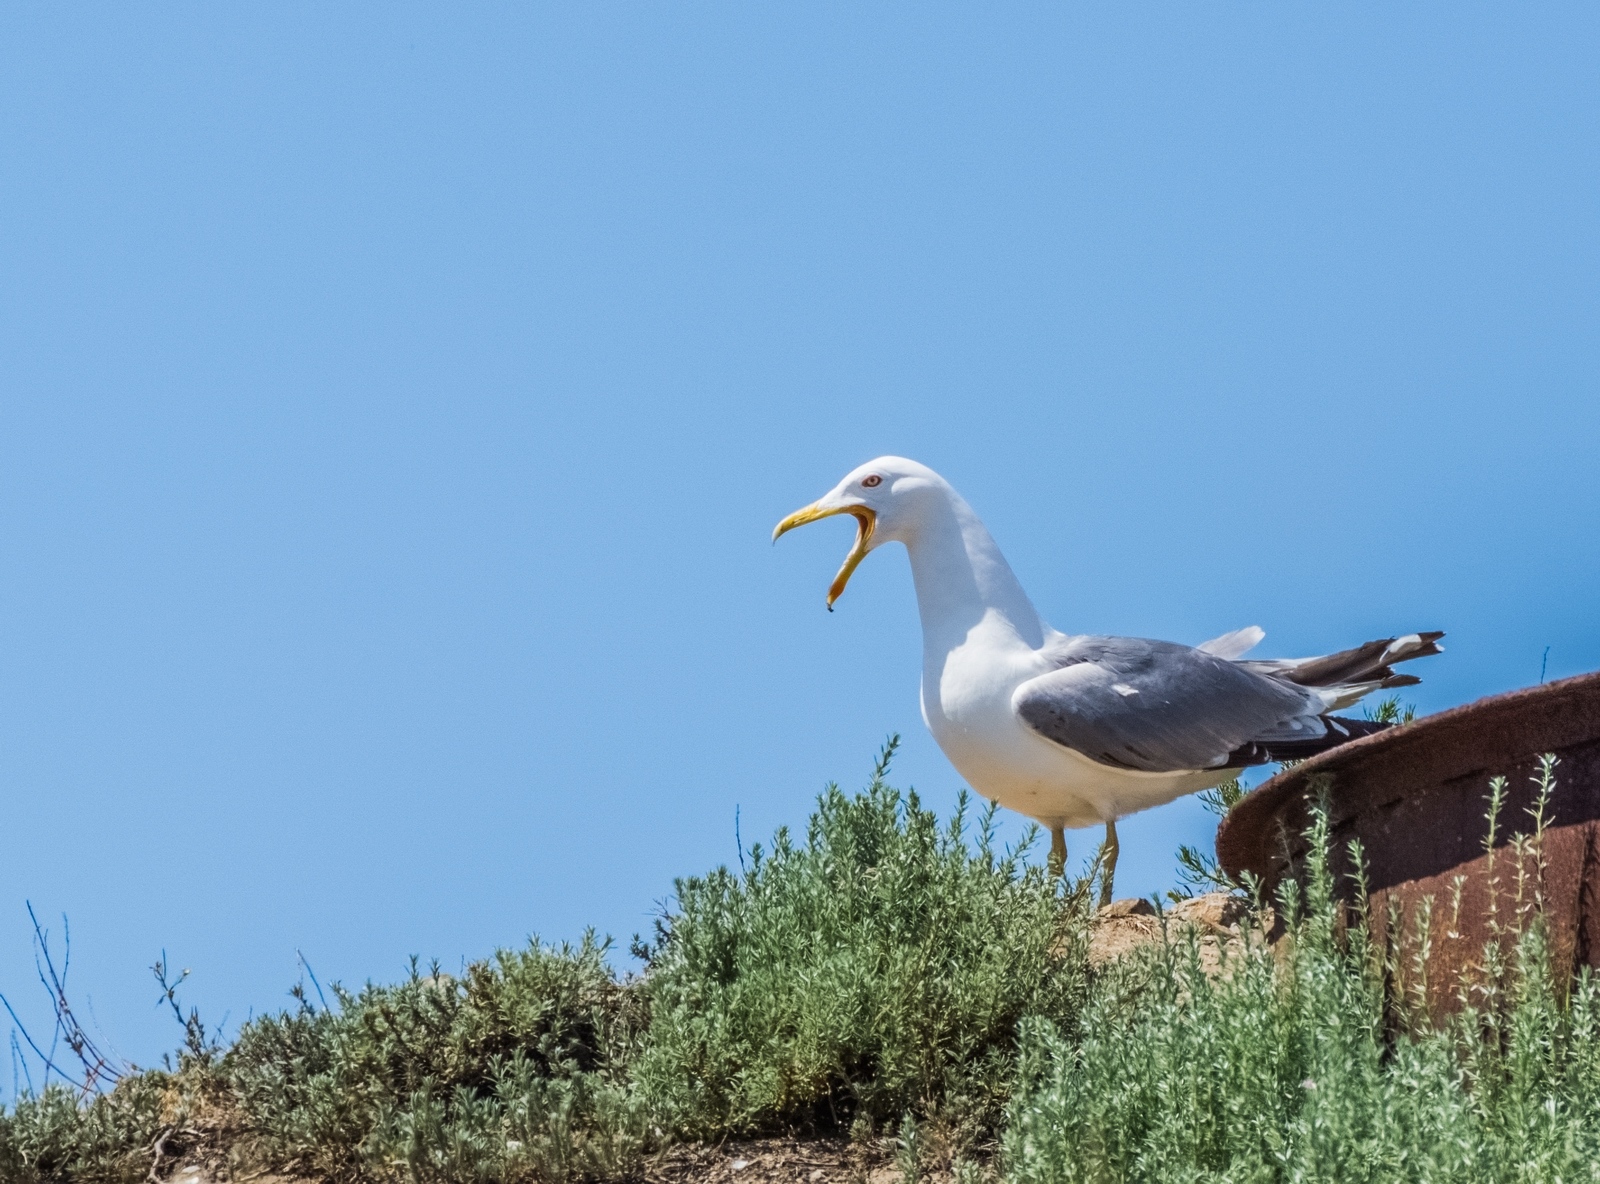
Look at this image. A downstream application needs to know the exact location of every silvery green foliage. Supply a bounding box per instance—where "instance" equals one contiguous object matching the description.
[0,1077,167,1184]
[1004,791,1600,1184]
[635,739,1092,1141]
[225,934,649,1182]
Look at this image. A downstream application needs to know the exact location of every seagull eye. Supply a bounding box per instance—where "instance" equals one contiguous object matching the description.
[861,475,882,488]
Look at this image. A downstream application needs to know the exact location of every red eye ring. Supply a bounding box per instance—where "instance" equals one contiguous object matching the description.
[862,475,883,488]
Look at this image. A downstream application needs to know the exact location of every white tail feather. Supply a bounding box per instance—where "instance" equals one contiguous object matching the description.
[1197,625,1265,660]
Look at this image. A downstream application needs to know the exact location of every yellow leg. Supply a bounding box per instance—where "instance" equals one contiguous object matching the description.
[1049,826,1067,880]
[1098,819,1120,909]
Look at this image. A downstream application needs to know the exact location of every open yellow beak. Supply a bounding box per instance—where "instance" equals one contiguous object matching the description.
[772,502,878,610]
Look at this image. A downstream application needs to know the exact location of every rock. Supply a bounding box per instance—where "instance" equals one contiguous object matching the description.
[1088,910,1162,969]
[1088,892,1268,973]
[1098,897,1157,919]
[1168,892,1248,932]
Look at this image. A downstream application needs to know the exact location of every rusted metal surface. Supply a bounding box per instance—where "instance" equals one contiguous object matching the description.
[1216,671,1600,1009]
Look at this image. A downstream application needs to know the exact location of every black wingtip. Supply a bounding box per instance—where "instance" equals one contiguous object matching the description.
[1284,630,1446,689]
[1224,714,1392,769]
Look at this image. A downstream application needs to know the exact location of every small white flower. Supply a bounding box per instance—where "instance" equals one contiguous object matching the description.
[1301,1078,1317,1091]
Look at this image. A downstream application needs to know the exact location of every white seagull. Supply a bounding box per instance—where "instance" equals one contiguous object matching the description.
[774,457,1442,902]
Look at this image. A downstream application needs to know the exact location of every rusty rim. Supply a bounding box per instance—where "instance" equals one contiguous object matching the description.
[1216,670,1600,885]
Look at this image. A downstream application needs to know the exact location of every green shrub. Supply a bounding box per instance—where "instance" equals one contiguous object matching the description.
[1004,783,1600,1184]
[634,739,1090,1141]
[224,934,648,1182]
[0,1075,169,1184]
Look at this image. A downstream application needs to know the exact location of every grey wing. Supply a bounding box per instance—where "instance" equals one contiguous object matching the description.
[1012,636,1317,773]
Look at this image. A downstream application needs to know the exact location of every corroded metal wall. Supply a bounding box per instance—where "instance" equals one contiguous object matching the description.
[1216,672,1600,1010]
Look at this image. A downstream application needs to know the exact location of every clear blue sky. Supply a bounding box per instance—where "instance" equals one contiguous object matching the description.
[2,5,1596,1081]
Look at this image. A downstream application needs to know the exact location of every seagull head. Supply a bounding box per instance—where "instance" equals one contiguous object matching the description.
[772,456,943,609]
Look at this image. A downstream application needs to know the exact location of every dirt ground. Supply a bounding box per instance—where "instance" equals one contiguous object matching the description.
[644,1136,925,1184]
[162,1134,925,1184]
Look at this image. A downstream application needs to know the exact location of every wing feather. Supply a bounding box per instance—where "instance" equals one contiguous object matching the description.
[1014,636,1314,773]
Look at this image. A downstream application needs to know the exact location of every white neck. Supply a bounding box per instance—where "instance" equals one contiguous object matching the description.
[897,486,1047,656]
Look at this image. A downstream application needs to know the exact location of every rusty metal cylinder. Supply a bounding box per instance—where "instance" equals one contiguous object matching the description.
[1216,671,1600,1010]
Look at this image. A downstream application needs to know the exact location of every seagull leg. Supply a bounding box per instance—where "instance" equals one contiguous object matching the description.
[1098,819,1120,909]
[1048,826,1067,880]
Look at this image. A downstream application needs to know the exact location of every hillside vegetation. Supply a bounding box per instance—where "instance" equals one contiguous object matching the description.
[1006,789,1600,1182]
[3,743,1598,1183]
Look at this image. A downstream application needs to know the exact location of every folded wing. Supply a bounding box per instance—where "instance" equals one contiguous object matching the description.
[1014,630,1443,774]
[1013,636,1318,773]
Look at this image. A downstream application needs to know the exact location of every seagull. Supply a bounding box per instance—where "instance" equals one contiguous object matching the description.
[774,457,1442,904]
